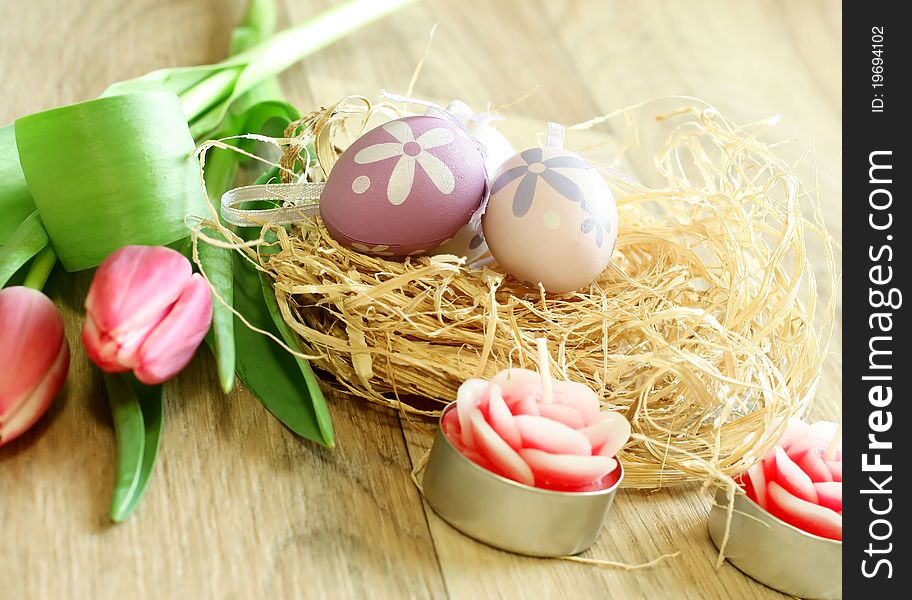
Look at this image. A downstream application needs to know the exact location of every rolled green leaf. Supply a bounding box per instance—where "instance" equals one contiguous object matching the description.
[14,92,205,271]
[0,212,49,288]
[0,125,35,244]
[103,373,164,523]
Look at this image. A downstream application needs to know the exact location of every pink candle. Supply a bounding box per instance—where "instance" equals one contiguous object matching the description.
[738,418,842,540]
[443,341,630,492]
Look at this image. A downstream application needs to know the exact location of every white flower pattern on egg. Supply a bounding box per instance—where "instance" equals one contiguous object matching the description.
[351,243,396,257]
[351,175,371,194]
[353,121,456,206]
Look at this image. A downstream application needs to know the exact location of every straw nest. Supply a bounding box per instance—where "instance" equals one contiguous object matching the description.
[201,96,838,489]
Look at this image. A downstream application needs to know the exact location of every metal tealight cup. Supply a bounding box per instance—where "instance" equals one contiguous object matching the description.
[708,487,842,600]
[423,402,624,557]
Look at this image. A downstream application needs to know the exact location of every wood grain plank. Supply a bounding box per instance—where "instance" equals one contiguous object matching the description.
[1,257,446,600]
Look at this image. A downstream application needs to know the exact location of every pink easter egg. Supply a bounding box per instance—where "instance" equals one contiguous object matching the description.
[482,147,618,292]
[320,115,486,257]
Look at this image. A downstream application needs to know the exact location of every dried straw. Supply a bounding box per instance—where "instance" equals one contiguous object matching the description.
[199,96,838,490]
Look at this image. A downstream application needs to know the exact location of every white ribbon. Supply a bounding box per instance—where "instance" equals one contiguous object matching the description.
[441,99,504,126]
[547,122,566,149]
[220,182,322,228]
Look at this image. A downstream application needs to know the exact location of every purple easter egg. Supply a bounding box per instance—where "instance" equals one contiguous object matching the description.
[320,115,487,257]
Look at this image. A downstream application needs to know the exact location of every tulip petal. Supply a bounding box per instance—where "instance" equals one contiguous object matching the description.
[519,448,617,487]
[80,313,132,374]
[470,410,534,486]
[773,446,818,504]
[0,287,66,413]
[456,379,489,448]
[538,403,586,429]
[487,384,521,450]
[767,481,842,541]
[590,412,632,458]
[814,482,842,513]
[826,460,842,482]
[85,246,191,338]
[514,414,592,456]
[0,340,69,446]
[112,307,171,368]
[796,448,833,483]
[133,274,212,385]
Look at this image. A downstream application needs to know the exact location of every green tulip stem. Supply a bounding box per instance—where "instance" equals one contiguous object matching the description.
[175,0,416,128]
[179,68,241,123]
[22,246,56,291]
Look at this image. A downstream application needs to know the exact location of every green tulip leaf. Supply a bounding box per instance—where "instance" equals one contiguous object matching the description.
[198,98,296,395]
[232,248,334,447]
[0,212,49,288]
[198,0,303,395]
[199,236,236,394]
[259,270,334,444]
[103,373,164,523]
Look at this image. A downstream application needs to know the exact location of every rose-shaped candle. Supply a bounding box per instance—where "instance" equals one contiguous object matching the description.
[441,340,630,492]
[708,417,843,599]
[737,418,842,541]
[423,339,630,556]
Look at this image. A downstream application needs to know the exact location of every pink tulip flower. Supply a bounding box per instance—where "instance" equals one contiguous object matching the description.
[82,246,212,385]
[443,368,631,491]
[737,418,842,541]
[0,287,70,446]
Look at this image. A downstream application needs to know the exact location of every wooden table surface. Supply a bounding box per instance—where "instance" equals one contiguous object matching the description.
[1,1,841,598]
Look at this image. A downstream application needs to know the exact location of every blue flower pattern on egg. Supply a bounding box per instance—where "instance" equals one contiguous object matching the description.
[491,147,609,246]
[580,197,613,248]
[491,148,587,216]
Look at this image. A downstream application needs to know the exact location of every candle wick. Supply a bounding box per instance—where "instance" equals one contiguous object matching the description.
[537,338,552,404]
[823,421,841,461]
